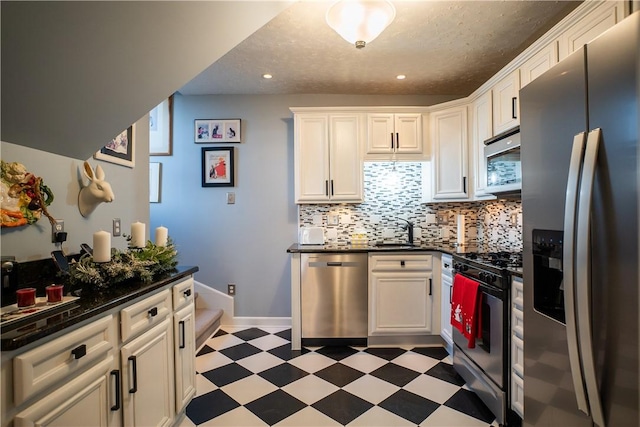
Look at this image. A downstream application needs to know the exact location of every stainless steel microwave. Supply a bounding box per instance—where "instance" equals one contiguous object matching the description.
[484,127,521,197]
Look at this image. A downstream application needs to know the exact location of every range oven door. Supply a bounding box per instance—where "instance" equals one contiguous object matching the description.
[452,282,505,388]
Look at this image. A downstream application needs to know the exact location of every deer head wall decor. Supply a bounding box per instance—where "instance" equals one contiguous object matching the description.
[78,161,115,217]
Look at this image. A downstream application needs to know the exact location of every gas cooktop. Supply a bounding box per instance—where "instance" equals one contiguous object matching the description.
[465,251,523,268]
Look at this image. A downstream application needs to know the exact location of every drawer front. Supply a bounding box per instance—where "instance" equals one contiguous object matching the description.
[13,315,116,405]
[370,254,432,271]
[511,370,524,418]
[512,277,523,310]
[511,333,524,378]
[512,306,524,339]
[121,289,172,342]
[172,277,195,311]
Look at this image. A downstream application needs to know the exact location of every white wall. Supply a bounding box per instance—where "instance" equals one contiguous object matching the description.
[1,116,150,261]
[151,93,456,317]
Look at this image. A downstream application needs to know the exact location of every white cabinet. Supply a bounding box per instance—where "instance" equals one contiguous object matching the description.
[293,112,363,203]
[173,305,196,414]
[511,276,524,418]
[439,254,453,355]
[366,113,423,157]
[492,70,520,134]
[429,105,469,200]
[520,43,558,89]
[369,253,434,335]
[557,1,626,61]
[470,91,494,199]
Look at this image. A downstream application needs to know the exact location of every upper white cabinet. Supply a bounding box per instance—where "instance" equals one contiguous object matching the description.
[492,70,521,134]
[520,43,558,89]
[557,1,625,61]
[470,91,494,199]
[293,111,363,204]
[429,105,469,200]
[366,113,423,158]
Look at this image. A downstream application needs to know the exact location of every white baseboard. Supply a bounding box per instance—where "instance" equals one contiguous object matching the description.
[227,317,292,328]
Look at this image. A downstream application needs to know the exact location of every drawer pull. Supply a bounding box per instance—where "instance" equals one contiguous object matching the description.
[128,356,138,393]
[400,260,405,267]
[148,307,158,317]
[183,289,192,298]
[179,320,186,349]
[110,370,121,411]
[71,344,87,360]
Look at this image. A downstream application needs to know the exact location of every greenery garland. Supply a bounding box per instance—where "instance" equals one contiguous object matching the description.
[67,238,178,290]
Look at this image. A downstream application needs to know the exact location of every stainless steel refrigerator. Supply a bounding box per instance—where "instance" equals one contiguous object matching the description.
[519,11,639,427]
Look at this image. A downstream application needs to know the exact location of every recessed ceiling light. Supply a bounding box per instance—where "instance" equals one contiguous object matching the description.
[262,73,273,79]
[396,74,406,80]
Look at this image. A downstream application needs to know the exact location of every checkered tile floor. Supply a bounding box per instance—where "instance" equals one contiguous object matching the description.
[179,326,499,426]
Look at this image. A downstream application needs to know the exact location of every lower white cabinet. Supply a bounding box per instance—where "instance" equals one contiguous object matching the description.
[439,254,453,354]
[369,253,434,335]
[511,276,524,418]
[173,304,196,413]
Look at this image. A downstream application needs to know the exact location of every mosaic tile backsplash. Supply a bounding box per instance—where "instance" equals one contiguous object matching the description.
[299,162,522,252]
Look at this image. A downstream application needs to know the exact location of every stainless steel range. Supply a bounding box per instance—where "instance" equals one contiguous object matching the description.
[451,251,522,426]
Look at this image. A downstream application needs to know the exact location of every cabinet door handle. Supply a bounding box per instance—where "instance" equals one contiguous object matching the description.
[512,97,518,119]
[128,356,138,393]
[450,285,453,303]
[429,278,433,296]
[148,307,158,317]
[325,180,329,196]
[110,370,121,411]
[396,132,399,149]
[183,289,191,298]
[463,177,467,194]
[390,132,394,150]
[330,180,334,196]
[179,320,186,349]
[71,344,86,360]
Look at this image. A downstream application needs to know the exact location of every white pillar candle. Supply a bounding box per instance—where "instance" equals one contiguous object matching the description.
[130,222,146,248]
[155,226,168,247]
[93,230,111,263]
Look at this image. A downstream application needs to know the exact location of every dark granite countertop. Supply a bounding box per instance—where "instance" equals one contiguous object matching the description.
[1,266,198,351]
[287,242,479,255]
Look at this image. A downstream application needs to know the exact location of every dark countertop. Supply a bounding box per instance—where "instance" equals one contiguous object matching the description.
[1,266,199,351]
[287,242,477,255]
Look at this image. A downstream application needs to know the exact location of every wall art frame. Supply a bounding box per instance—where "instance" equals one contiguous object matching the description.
[194,119,241,143]
[94,125,135,168]
[149,95,173,156]
[202,147,234,187]
[149,162,162,203]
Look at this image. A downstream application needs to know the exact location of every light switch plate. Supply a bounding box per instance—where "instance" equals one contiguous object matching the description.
[226,192,236,204]
[113,218,121,236]
[327,215,339,226]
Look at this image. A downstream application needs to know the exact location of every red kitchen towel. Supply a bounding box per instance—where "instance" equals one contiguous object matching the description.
[462,277,481,349]
[450,274,466,334]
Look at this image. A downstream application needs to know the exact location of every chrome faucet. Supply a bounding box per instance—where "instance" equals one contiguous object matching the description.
[394,217,414,245]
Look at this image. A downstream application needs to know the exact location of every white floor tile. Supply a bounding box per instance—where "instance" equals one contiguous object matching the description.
[195,351,233,374]
[205,334,245,350]
[197,406,268,426]
[235,351,285,373]
[194,373,218,397]
[340,352,388,373]
[392,351,439,373]
[287,352,336,373]
[259,326,291,334]
[403,374,461,404]
[281,375,340,405]
[274,406,342,426]
[177,412,196,427]
[419,405,490,427]
[342,374,400,404]
[442,355,453,365]
[248,334,290,351]
[220,374,278,405]
[349,406,416,426]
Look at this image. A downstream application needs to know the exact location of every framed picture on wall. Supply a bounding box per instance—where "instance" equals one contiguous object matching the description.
[94,125,135,168]
[149,95,173,156]
[150,162,161,203]
[194,119,241,143]
[202,147,234,187]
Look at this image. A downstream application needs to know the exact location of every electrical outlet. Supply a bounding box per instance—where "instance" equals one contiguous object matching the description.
[113,218,121,236]
[51,219,64,243]
[437,213,448,225]
[226,192,236,204]
[227,284,236,296]
[327,215,339,226]
[510,212,518,226]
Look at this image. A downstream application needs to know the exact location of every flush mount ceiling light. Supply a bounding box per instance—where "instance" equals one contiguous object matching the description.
[262,73,273,79]
[326,0,396,49]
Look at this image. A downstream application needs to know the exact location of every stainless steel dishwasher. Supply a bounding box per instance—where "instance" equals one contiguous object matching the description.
[301,253,368,345]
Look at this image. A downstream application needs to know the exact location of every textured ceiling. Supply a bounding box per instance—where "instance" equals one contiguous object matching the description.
[179,0,581,97]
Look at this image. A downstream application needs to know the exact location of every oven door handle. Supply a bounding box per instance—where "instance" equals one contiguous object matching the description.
[562,132,590,417]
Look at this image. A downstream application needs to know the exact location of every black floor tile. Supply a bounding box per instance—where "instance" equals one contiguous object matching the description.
[379,389,440,424]
[219,342,262,361]
[444,388,496,424]
[312,389,374,425]
[314,363,365,387]
[425,361,466,386]
[364,347,407,360]
[201,363,253,387]
[245,389,307,425]
[370,362,421,387]
[233,327,270,341]
[315,345,359,361]
[267,343,310,361]
[411,346,450,360]
[212,329,228,338]
[185,389,239,425]
[259,362,309,387]
[196,344,215,357]
[275,328,292,341]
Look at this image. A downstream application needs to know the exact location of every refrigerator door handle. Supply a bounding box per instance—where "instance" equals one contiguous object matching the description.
[575,128,605,427]
[563,131,590,416]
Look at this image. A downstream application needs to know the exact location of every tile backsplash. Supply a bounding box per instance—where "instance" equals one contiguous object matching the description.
[299,162,522,251]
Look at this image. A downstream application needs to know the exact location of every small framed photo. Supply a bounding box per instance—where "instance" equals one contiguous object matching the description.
[202,147,234,187]
[95,125,135,168]
[149,96,173,156]
[194,119,241,143]
[149,162,161,203]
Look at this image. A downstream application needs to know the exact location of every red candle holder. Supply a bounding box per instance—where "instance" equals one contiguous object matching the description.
[16,288,36,307]
[46,284,64,303]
